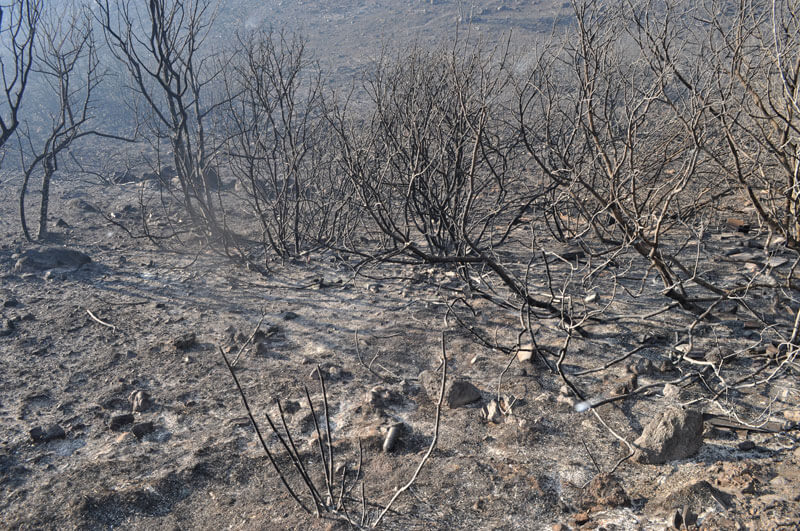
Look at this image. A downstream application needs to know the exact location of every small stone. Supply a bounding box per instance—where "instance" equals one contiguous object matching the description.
[281,400,301,415]
[13,247,91,272]
[668,508,683,529]
[418,370,441,400]
[283,311,300,320]
[674,344,691,355]
[582,473,629,509]
[705,347,724,364]
[556,394,576,408]
[109,413,135,431]
[572,512,590,525]
[366,386,404,411]
[645,480,732,519]
[517,346,534,363]
[128,390,152,413]
[629,358,655,376]
[611,373,637,396]
[552,524,569,531]
[173,332,196,351]
[3,297,19,308]
[767,256,788,268]
[0,320,14,337]
[131,422,154,439]
[738,440,755,451]
[354,426,384,451]
[725,218,750,233]
[663,384,681,400]
[29,424,66,443]
[584,291,598,304]
[633,407,704,464]
[682,505,697,527]
[482,400,503,424]
[783,410,800,423]
[447,380,482,408]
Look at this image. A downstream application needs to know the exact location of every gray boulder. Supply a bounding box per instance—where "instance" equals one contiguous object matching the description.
[634,407,704,464]
[13,248,91,272]
[447,380,482,408]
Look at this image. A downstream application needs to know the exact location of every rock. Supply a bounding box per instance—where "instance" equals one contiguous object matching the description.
[705,347,724,364]
[783,410,800,423]
[66,198,98,213]
[633,407,704,464]
[128,390,152,413]
[131,422,154,439]
[572,512,590,525]
[682,505,697,527]
[0,320,14,337]
[418,369,442,400]
[628,358,655,376]
[366,386,403,411]
[29,424,66,443]
[645,480,732,516]
[447,380,482,408]
[767,256,788,268]
[283,311,300,320]
[55,218,70,228]
[668,508,683,529]
[517,345,534,363]
[3,297,20,307]
[482,400,503,424]
[611,373,637,396]
[13,248,91,272]
[581,473,629,509]
[281,400,301,415]
[556,394,576,408]
[173,332,196,351]
[738,440,755,451]
[203,167,221,190]
[109,414,135,431]
[354,425,384,451]
[725,218,751,233]
[550,243,585,262]
[716,300,738,314]
[309,364,345,382]
[112,170,137,184]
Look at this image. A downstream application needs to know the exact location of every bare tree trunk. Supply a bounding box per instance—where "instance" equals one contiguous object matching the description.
[36,156,54,240]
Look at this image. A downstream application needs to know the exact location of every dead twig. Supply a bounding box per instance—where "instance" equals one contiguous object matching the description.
[231,314,267,366]
[218,346,312,514]
[85,309,117,332]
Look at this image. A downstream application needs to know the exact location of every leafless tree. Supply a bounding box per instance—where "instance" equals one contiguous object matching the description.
[222,30,350,260]
[0,0,41,151]
[328,39,570,321]
[17,4,124,241]
[94,0,228,242]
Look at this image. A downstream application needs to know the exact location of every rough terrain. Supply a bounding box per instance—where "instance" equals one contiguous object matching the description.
[0,172,798,530]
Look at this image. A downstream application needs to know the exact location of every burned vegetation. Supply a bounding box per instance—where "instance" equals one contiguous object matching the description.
[1,0,800,529]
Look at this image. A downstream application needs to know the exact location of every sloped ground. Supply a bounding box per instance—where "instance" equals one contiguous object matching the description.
[1,178,799,530]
